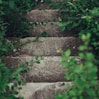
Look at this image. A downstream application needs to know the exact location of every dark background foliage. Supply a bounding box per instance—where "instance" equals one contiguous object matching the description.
[1,0,38,37]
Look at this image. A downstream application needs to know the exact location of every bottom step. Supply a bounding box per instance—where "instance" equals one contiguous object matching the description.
[18,82,71,99]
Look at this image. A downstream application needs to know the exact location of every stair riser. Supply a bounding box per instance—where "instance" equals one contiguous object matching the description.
[16,37,82,56]
[29,22,76,37]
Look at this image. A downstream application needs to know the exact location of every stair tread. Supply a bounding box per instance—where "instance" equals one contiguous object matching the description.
[18,82,71,99]
[3,56,65,82]
[17,37,81,56]
[4,56,80,82]
[26,9,60,22]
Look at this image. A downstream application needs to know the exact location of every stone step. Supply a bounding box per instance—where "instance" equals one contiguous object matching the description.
[3,56,80,82]
[10,37,81,56]
[26,9,60,22]
[3,56,65,82]
[18,82,71,99]
[29,22,77,37]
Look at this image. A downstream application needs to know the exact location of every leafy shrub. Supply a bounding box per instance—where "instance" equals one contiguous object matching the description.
[0,1,42,99]
[46,0,99,98]
[0,19,18,98]
[49,0,99,80]
[0,23,42,98]
[55,34,99,99]
[1,0,38,37]
[49,0,99,64]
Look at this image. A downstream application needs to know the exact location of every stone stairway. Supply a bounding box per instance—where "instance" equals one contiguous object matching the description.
[4,1,82,99]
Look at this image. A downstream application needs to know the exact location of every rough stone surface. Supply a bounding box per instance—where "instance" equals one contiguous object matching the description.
[18,82,71,99]
[16,37,82,56]
[26,10,60,22]
[3,56,66,82]
[29,22,77,37]
[3,56,81,82]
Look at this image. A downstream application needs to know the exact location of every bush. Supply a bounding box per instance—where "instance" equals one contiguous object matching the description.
[47,0,99,98]
[0,21,42,98]
[50,0,99,63]
[0,1,42,99]
[55,34,99,99]
[1,0,38,37]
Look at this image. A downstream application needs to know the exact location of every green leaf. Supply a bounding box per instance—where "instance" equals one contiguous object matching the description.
[74,78,85,88]
[0,0,2,4]
[79,45,87,51]
[86,53,94,61]
[58,17,62,22]
[61,61,67,67]
[65,49,71,57]
[9,0,15,9]
[74,66,82,74]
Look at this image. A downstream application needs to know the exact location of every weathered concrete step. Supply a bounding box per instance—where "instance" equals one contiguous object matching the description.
[26,9,60,22]
[29,22,77,37]
[3,56,66,82]
[18,82,71,99]
[3,56,80,82]
[12,37,81,56]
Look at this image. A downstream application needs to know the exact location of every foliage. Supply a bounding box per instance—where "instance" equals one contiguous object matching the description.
[0,55,41,99]
[55,34,99,99]
[46,1,99,98]
[0,25,42,98]
[0,19,20,99]
[0,0,38,37]
[49,0,99,64]
[0,1,42,99]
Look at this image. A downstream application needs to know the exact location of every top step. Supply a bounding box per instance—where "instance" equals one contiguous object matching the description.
[26,9,60,22]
